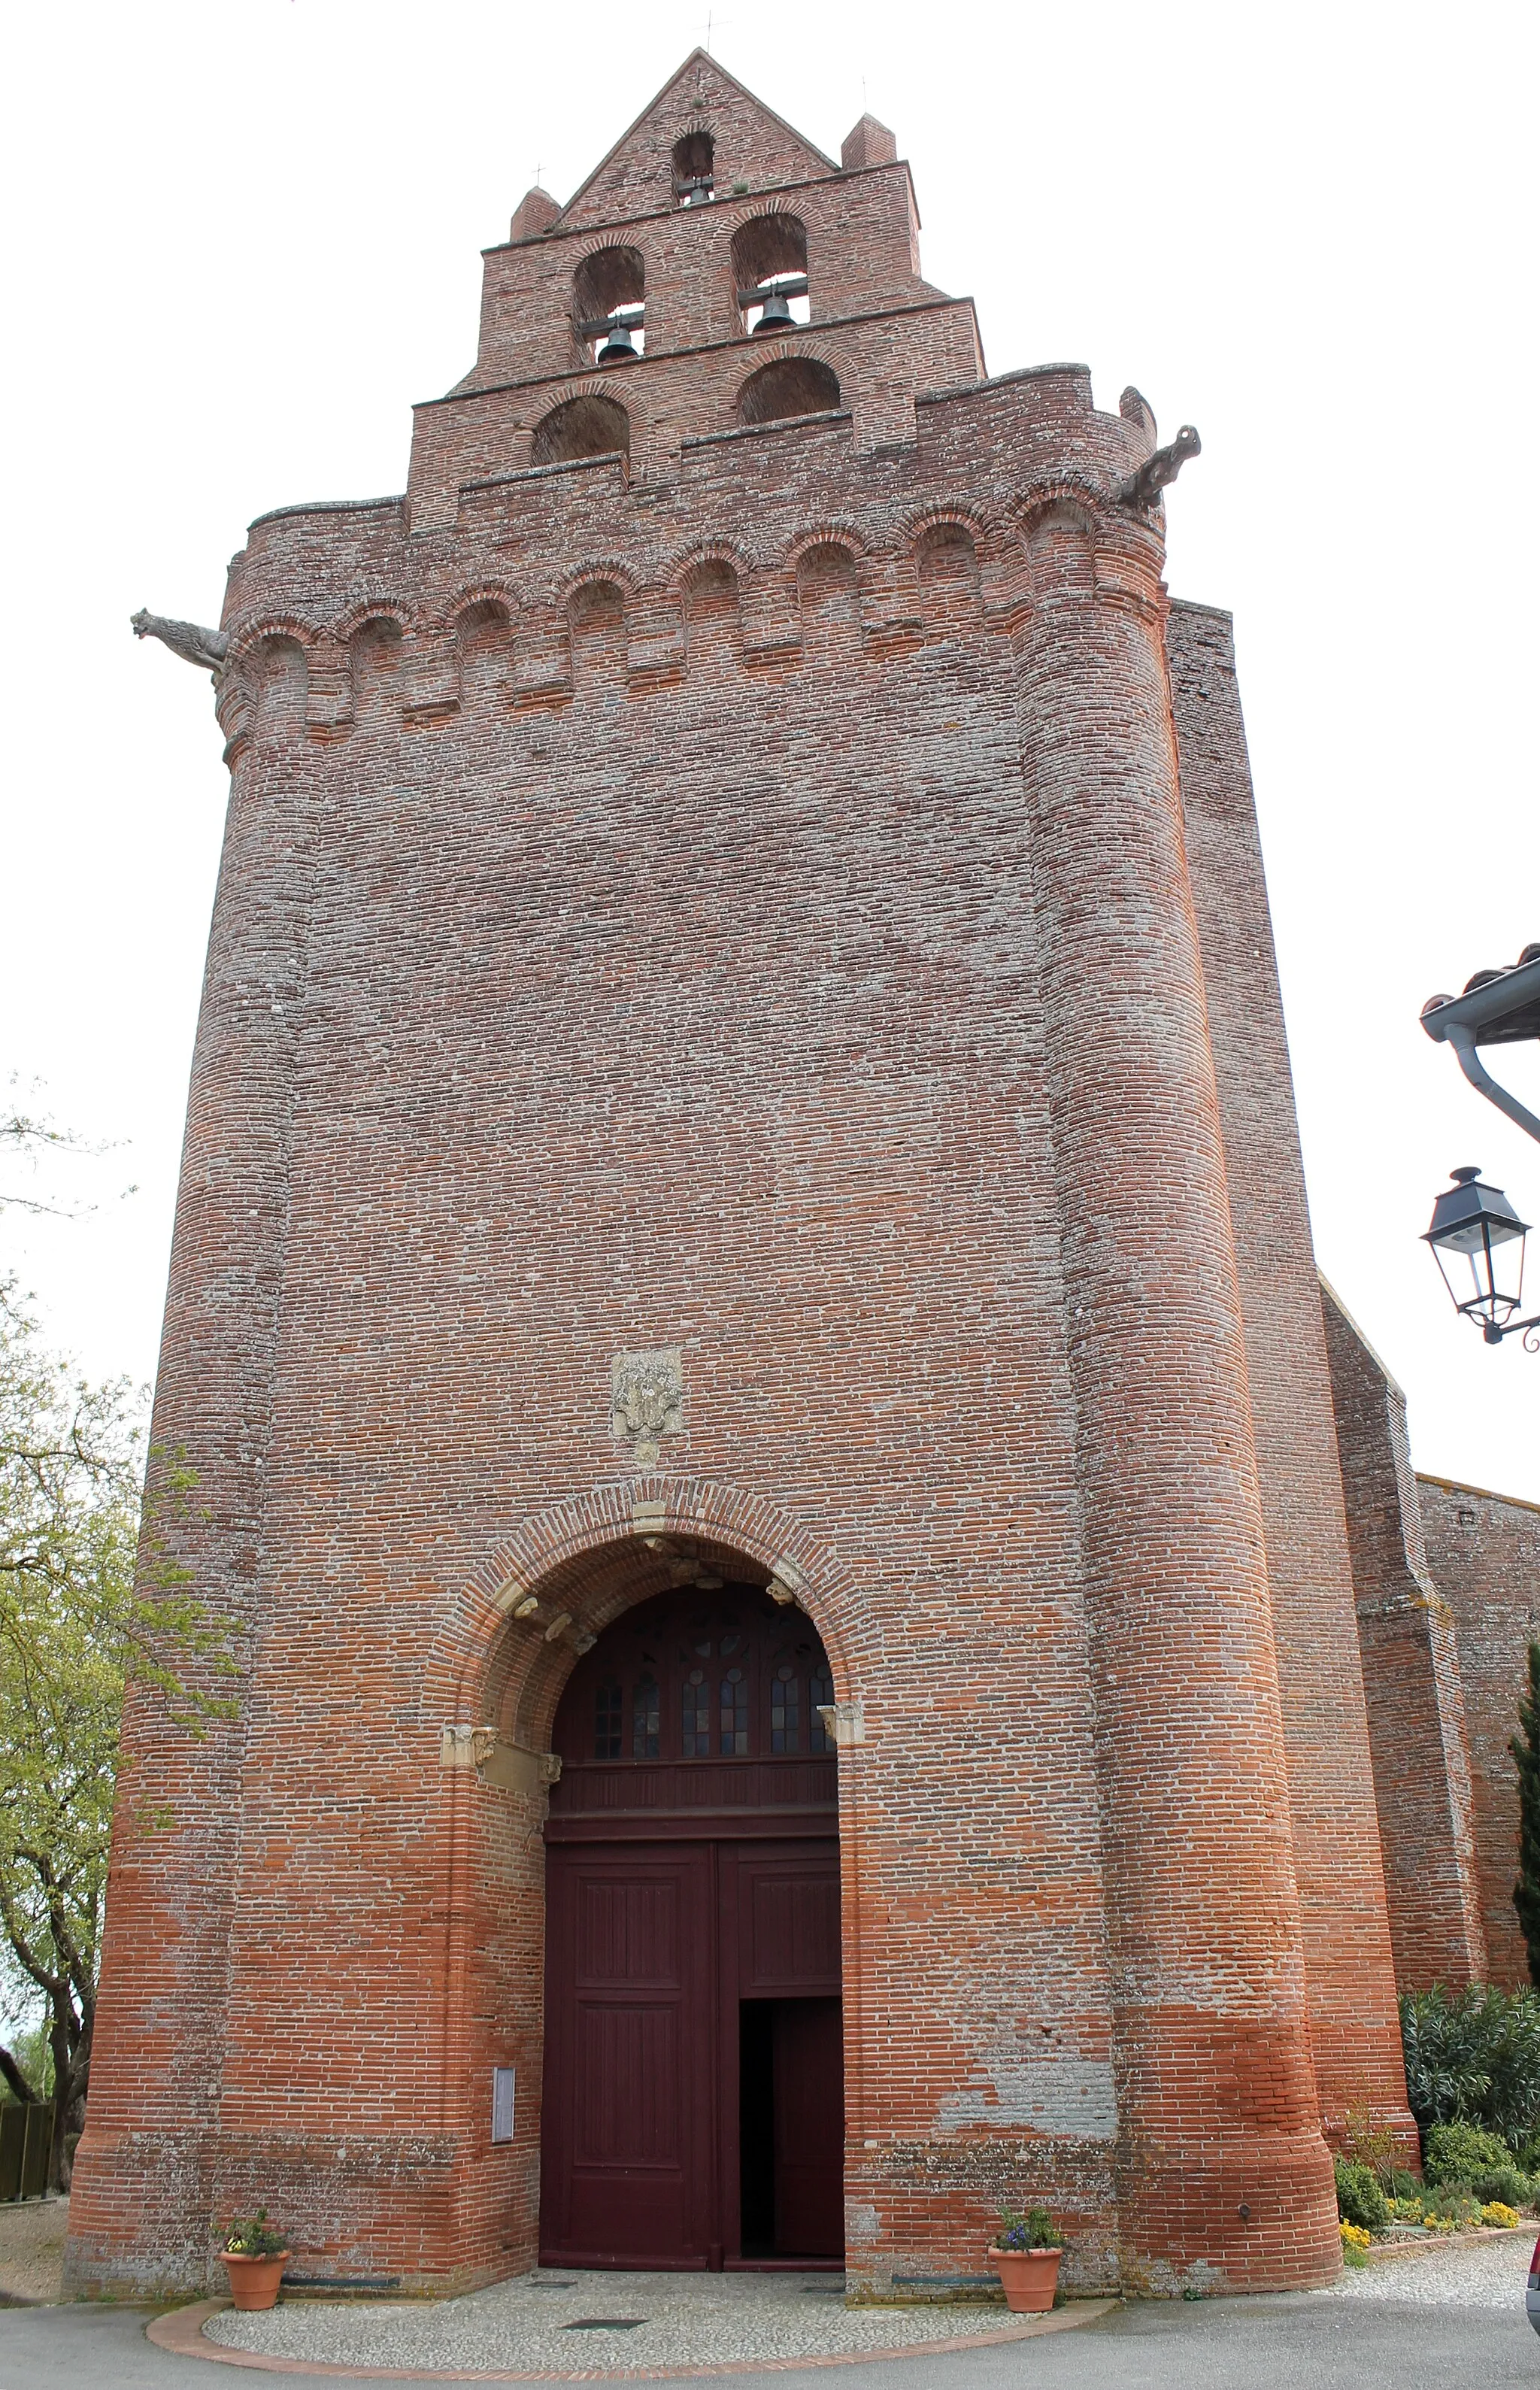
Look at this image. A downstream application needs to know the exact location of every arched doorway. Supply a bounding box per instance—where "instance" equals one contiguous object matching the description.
[539,1575,844,2271]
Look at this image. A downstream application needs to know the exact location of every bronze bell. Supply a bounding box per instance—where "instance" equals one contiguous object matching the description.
[597,319,638,363]
[753,287,794,333]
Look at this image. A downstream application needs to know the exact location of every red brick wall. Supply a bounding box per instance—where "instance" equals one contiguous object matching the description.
[467,158,933,395]
[556,53,834,232]
[1420,1477,1540,1991]
[1319,1285,1487,1992]
[71,64,1354,2302]
[1170,605,1413,2146]
[65,654,317,2294]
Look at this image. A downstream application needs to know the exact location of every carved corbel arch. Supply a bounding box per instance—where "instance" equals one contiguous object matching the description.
[332,598,416,644]
[557,558,640,613]
[663,538,756,600]
[905,508,993,635]
[779,518,868,575]
[425,1478,864,1755]
[1007,486,1169,623]
[223,611,323,672]
[223,617,317,742]
[899,502,996,563]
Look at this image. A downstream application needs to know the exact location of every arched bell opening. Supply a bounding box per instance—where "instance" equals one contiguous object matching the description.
[529,390,632,467]
[672,128,715,207]
[735,354,841,429]
[493,1533,847,2276]
[731,213,811,335]
[572,245,646,367]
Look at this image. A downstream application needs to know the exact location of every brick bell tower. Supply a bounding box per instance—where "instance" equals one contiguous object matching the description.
[74,53,1414,2300]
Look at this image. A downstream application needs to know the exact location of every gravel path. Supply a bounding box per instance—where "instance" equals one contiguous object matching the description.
[183,2231,1540,2378]
[0,2194,68,2306]
[204,2270,1043,2375]
[1314,2227,1534,2307]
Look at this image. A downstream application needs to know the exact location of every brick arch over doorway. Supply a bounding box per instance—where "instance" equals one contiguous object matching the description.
[431,1497,864,2286]
[429,1477,863,1740]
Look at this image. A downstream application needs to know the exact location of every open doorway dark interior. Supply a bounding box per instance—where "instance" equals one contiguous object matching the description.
[739,2001,777,2255]
[740,1997,844,2261]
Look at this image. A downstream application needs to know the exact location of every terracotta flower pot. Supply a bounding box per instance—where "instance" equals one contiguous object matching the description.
[988,2244,1061,2313]
[220,2250,290,2311]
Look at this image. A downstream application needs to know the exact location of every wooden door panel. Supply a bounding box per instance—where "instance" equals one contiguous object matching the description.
[541,1846,713,2266]
[750,1872,840,1989]
[735,1847,841,1996]
[543,1839,844,2266]
[773,1998,845,2258]
[574,2003,681,2165]
[578,1876,680,1988]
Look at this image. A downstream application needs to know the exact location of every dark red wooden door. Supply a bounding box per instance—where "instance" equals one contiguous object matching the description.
[541,1584,844,2269]
[539,1846,715,2266]
[773,1999,845,2258]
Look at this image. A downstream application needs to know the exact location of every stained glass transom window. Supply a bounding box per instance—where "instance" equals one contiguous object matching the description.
[682,1668,711,1757]
[771,1662,800,1752]
[720,1666,749,1755]
[632,1677,660,1759]
[556,1589,838,1779]
[594,1680,623,1761]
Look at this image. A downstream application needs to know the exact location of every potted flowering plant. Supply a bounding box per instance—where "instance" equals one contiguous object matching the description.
[988,2207,1063,2312]
[218,2210,290,2311]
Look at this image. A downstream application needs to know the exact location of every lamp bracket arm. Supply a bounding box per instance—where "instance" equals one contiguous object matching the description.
[1444,1021,1540,1148]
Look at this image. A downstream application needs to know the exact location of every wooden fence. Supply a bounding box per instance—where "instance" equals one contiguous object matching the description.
[0,2102,53,2200]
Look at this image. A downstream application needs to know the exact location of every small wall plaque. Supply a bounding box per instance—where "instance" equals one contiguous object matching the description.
[611,1348,684,1464]
[492,2065,515,2145]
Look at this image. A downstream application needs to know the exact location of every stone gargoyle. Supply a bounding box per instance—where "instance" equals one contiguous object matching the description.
[130,608,229,678]
[1118,425,1202,511]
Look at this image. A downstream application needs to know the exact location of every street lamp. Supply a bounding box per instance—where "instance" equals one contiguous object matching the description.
[1423,1166,1539,1348]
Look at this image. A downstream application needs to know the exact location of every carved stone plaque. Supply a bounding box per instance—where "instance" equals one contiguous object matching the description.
[610,1348,684,1464]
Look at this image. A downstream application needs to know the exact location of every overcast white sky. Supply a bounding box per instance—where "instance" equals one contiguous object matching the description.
[3,0,1537,1502]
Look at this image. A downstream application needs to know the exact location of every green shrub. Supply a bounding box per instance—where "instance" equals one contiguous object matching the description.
[1399,1986,1540,2145]
[1334,2158,1389,2231]
[1418,2184,1481,2227]
[1510,1644,1540,1987]
[1472,2164,1535,2210]
[1424,2122,1514,2182]
[1339,2103,1398,2188]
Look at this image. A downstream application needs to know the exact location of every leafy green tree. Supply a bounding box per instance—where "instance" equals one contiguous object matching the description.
[0,1107,230,2188]
[1399,1984,1540,2149]
[1511,1642,1540,1988]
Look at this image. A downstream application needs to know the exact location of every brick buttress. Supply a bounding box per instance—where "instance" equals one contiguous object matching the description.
[1014,502,1339,2288]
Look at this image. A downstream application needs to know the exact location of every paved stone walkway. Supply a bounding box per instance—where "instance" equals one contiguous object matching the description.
[185,2271,1110,2377]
